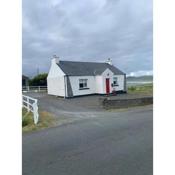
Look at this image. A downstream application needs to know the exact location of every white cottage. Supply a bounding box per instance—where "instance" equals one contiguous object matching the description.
[47,57,126,98]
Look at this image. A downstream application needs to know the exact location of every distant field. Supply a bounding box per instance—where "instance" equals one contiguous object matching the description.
[126,75,153,87]
[127,83,153,96]
[127,75,153,81]
[127,81,153,87]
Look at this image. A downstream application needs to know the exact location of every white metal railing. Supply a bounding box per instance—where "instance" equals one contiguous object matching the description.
[22,95,39,124]
[22,86,47,92]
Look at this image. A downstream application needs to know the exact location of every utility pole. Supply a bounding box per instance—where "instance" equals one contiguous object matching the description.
[37,67,39,75]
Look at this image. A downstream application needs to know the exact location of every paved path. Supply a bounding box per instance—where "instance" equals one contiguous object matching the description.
[23,106,153,175]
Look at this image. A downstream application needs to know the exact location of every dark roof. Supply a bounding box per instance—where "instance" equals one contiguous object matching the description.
[57,61,125,76]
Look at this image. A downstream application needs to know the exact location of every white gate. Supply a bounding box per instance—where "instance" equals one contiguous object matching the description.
[22,95,39,124]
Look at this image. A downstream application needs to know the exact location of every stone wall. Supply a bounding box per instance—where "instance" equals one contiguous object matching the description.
[100,97,153,109]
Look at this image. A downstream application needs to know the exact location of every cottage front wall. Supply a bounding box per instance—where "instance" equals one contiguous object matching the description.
[101,69,125,93]
[95,76,103,94]
[112,75,125,91]
[101,69,114,93]
[68,76,96,96]
[68,70,125,97]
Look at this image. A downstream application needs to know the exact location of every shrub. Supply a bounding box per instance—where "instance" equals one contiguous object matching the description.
[29,73,48,86]
[22,119,29,127]
[22,113,33,127]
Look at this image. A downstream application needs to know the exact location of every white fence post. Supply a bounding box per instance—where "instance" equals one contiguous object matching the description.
[22,95,39,124]
[33,100,39,124]
[38,86,40,92]
[27,98,30,112]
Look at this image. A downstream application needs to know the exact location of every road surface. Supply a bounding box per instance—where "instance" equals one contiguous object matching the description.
[23,106,153,175]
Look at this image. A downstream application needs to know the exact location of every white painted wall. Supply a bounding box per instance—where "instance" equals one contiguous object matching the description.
[47,59,65,78]
[112,75,125,91]
[47,77,65,96]
[47,59,66,96]
[101,68,125,93]
[101,68,114,93]
[69,76,96,96]
[68,71,125,96]
[95,76,103,94]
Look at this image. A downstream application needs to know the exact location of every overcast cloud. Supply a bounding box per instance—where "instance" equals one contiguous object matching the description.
[22,0,152,77]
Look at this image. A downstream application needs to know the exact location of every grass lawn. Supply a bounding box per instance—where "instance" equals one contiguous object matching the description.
[127,83,153,95]
[22,108,56,133]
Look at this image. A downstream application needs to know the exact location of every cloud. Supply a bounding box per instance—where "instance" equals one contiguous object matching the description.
[22,0,152,76]
[127,70,153,77]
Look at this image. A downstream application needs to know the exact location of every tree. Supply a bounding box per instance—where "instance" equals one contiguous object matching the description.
[29,73,48,86]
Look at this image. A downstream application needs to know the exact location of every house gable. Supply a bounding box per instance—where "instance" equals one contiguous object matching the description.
[47,60,65,78]
[47,59,66,97]
[101,68,114,77]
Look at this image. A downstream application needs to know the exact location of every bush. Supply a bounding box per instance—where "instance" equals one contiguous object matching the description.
[22,119,29,127]
[22,113,33,127]
[29,73,48,86]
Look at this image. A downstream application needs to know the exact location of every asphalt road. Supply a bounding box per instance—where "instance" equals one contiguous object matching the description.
[23,107,153,175]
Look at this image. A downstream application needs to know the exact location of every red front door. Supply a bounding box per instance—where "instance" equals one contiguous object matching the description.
[106,78,110,94]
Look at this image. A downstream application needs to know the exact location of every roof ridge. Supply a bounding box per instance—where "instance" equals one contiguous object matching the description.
[59,60,105,64]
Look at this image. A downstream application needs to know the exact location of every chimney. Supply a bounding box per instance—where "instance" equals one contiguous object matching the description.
[52,55,59,64]
[106,58,112,65]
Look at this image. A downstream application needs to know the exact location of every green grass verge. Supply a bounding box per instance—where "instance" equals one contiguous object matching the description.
[22,108,56,133]
[127,84,153,95]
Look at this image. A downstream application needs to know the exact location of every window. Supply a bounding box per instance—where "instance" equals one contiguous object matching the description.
[79,79,88,89]
[113,77,118,86]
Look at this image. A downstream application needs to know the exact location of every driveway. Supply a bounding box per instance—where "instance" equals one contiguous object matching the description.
[23,106,153,175]
[24,92,108,122]
[24,92,152,117]
[25,92,105,112]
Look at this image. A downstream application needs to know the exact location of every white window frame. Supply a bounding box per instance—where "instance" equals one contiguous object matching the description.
[113,77,118,86]
[79,79,88,89]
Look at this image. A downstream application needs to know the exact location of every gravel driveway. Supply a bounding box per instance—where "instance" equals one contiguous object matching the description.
[23,92,152,123]
[24,92,107,122]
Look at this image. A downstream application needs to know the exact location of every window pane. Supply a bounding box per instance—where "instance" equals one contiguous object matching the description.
[79,79,88,88]
[79,83,83,88]
[113,77,118,85]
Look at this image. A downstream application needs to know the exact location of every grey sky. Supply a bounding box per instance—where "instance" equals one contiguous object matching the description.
[22,0,152,77]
